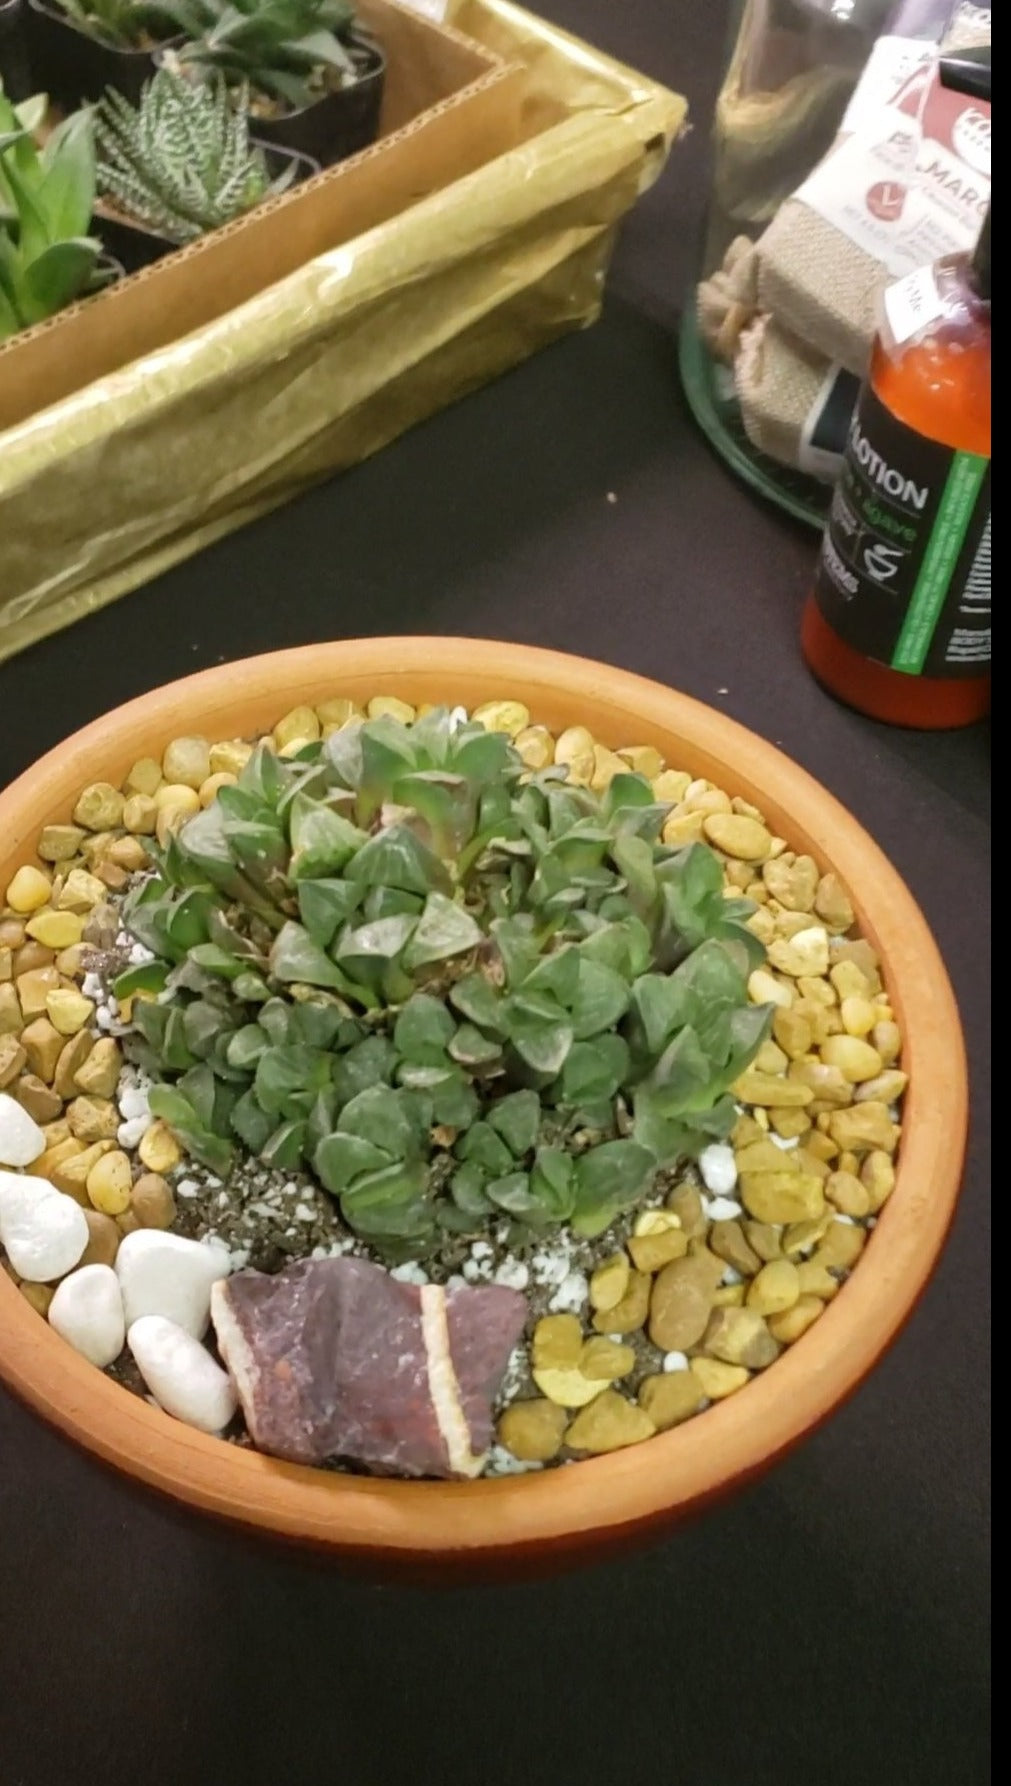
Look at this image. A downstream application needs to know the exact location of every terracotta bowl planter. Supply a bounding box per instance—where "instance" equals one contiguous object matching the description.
[0,639,967,1577]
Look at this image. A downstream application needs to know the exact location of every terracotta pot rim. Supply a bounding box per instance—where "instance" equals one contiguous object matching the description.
[0,639,968,1559]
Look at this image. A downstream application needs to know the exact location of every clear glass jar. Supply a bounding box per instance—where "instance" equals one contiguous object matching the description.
[681,0,954,526]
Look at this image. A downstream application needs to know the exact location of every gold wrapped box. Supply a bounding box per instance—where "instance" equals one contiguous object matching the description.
[0,0,686,664]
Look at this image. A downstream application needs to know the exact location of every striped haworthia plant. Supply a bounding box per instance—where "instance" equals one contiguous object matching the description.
[95,68,293,243]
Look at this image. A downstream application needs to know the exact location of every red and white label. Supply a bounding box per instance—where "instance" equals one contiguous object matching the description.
[796,34,990,278]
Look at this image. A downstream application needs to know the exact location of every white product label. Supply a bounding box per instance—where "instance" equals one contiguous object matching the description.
[796,42,991,279]
[840,36,936,135]
[884,265,947,344]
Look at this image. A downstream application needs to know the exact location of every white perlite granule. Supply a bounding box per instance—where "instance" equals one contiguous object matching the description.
[699,1145,737,1196]
[547,1271,588,1314]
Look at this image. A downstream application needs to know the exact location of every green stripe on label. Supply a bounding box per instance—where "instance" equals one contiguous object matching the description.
[891,449,989,673]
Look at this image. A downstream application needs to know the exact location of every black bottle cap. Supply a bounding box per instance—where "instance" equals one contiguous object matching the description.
[939,45,991,301]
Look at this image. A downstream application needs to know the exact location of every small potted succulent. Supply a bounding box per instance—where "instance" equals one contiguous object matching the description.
[158,0,384,166]
[25,0,183,108]
[0,93,118,340]
[0,0,31,104]
[94,66,312,272]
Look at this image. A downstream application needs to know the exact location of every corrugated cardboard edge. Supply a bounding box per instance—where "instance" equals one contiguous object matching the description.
[0,0,519,430]
[0,1,686,664]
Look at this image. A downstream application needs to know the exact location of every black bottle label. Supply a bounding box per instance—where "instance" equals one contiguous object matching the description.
[812,383,990,678]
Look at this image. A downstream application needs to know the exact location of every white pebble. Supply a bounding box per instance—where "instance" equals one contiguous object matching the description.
[0,1172,89,1283]
[547,1270,588,1314]
[699,1143,738,1195]
[116,1229,230,1337]
[770,1132,799,1150]
[0,1093,46,1168]
[117,1084,151,1122]
[117,1115,153,1150]
[470,1240,493,1261]
[493,1258,530,1291]
[128,941,155,965]
[662,1351,689,1373]
[128,1316,237,1434]
[81,972,103,999]
[721,1265,743,1286]
[706,1196,744,1222]
[48,1265,125,1367]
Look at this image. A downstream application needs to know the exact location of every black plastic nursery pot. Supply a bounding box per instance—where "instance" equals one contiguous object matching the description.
[0,0,31,102]
[95,142,321,275]
[248,29,385,168]
[25,0,181,109]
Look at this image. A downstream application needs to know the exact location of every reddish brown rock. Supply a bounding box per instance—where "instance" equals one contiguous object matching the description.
[211,1257,525,1479]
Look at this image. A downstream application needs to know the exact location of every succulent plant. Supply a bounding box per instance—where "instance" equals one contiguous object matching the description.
[119,708,774,1258]
[95,69,291,243]
[0,98,107,341]
[58,0,172,48]
[158,0,360,111]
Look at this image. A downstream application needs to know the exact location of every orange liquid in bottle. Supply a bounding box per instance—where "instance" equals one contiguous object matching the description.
[802,268,990,729]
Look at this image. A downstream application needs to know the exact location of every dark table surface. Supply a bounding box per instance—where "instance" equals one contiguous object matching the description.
[0,4,989,1782]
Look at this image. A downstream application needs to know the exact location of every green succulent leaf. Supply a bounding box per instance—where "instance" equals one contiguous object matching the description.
[254,1044,333,1118]
[503,993,573,1079]
[341,1158,428,1215]
[314,1131,393,1193]
[230,1087,275,1153]
[530,1146,577,1221]
[225,1023,270,1071]
[571,1140,656,1238]
[270,920,350,990]
[450,1162,492,1217]
[261,1120,307,1170]
[570,958,630,1038]
[447,1023,502,1068]
[297,877,365,947]
[337,1085,419,1160]
[331,1036,398,1104]
[429,1070,480,1131]
[559,1034,630,1106]
[485,1172,541,1218]
[288,795,367,879]
[112,961,171,1001]
[448,972,503,1033]
[336,915,418,994]
[401,892,483,971]
[147,1082,234,1176]
[486,1089,540,1159]
[456,1122,514,1178]
[393,993,457,1064]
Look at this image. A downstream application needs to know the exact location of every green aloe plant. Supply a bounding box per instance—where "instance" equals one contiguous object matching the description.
[158,0,360,111]
[121,707,774,1259]
[0,96,108,342]
[95,69,292,243]
[57,0,172,48]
